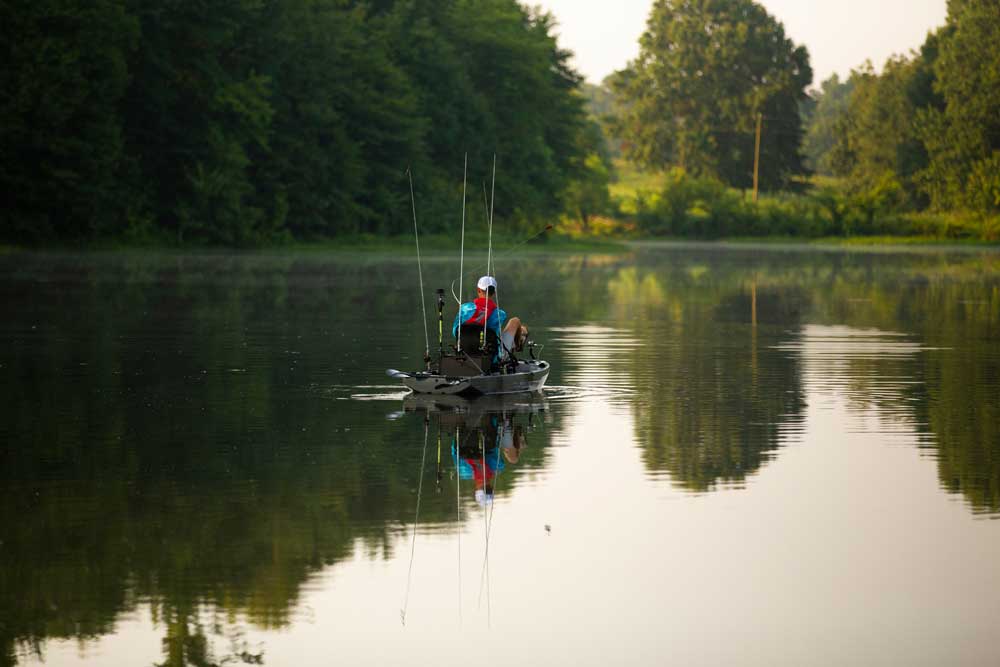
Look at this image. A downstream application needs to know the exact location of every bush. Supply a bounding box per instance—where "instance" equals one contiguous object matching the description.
[629,169,998,241]
[633,169,750,237]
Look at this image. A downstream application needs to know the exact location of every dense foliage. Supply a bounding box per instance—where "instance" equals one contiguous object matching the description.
[0,0,589,245]
[918,0,1000,213]
[807,0,1000,220]
[608,0,999,240]
[800,74,854,176]
[609,0,812,190]
[626,168,992,239]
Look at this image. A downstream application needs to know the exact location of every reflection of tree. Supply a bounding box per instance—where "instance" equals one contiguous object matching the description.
[807,256,1000,513]
[925,351,1000,513]
[0,254,560,665]
[0,248,998,665]
[608,264,809,491]
[153,604,263,667]
[909,284,1000,514]
[612,250,1000,511]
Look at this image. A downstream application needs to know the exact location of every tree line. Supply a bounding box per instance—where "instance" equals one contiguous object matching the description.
[0,0,595,245]
[5,0,996,245]
[608,0,813,192]
[595,0,998,238]
[804,0,1000,220]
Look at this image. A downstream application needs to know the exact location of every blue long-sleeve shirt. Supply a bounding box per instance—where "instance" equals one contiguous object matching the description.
[452,297,507,339]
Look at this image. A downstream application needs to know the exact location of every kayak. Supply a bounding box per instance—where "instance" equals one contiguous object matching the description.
[387,359,549,397]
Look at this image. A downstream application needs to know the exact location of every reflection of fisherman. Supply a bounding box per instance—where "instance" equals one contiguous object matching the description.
[452,276,529,358]
[500,422,527,464]
[453,443,504,507]
[451,414,527,506]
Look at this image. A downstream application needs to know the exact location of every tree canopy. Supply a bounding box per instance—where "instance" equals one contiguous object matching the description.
[804,0,1000,218]
[0,0,589,245]
[801,74,854,176]
[610,0,812,190]
[918,0,1000,213]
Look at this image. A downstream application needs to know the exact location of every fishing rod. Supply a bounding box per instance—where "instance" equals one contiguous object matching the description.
[457,153,468,352]
[400,415,430,626]
[435,425,443,491]
[486,155,502,364]
[476,416,504,625]
[407,167,431,362]
[477,427,492,628]
[488,154,496,278]
[480,183,492,350]
[455,423,463,625]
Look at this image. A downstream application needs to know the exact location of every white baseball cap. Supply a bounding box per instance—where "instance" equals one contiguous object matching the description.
[477,276,497,291]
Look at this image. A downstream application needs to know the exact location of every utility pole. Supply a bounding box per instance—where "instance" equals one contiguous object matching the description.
[752,112,762,202]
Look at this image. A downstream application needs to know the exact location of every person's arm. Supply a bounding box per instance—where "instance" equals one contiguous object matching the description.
[493,307,507,334]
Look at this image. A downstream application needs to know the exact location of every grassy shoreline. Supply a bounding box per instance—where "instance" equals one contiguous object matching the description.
[2,233,998,256]
[626,237,1000,254]
[0,234,631,256]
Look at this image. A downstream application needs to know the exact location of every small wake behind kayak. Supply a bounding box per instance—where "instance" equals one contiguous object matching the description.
[387,359,549,397]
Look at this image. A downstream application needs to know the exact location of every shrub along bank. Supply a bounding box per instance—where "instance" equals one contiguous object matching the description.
[623,169,999,241]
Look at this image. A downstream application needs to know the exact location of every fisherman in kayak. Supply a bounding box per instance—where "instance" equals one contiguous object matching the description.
[452,276,528,358]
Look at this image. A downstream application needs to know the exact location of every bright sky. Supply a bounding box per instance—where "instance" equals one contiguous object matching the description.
[533,0,949,87]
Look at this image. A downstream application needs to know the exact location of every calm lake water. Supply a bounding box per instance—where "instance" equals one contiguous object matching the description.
[2,243,999,667]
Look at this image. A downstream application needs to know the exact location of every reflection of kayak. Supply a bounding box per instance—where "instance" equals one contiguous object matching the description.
[402,390,549,415]
[388,359,550,397]
[402,392,544,472]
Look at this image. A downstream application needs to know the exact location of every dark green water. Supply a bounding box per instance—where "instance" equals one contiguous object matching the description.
[1,244,998,666]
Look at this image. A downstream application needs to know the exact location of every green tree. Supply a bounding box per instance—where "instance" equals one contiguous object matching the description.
[802,74,854,175]
[251,1,424,237]
[562,119,614,231]
[828,34,943,208]
[918,0,1000,213]
[1,0,589,245]
[371,0,499,231]
[120,0,277,245]
[581,80,621,158]
[830,61,918,207]
[611,0,812,190]
[451,1,585,225]
[0,0,138,242]
[373,0,587,230]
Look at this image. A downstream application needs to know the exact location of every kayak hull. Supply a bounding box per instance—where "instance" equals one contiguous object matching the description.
[398,360,549,396]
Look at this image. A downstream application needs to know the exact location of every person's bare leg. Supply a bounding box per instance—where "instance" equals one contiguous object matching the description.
[503,317,528,351]
[503,317,521,338]
[503,317,521,352]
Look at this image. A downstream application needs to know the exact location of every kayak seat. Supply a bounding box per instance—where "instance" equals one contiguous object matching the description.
[438,325,499,377]
[458,324,500,360]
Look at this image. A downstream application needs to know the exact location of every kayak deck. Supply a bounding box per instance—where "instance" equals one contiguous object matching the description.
[390,360,549,396]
